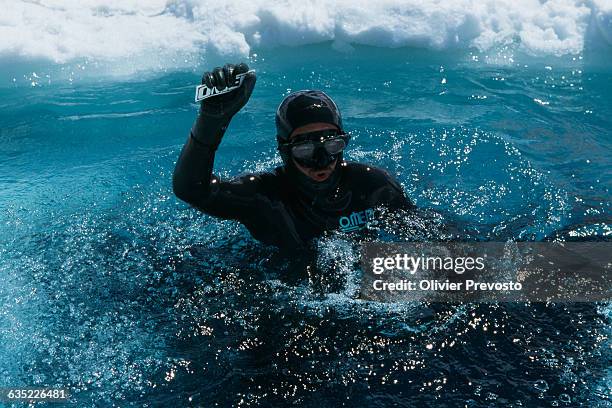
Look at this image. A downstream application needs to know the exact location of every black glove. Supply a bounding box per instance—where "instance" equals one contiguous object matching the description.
[191,62,256,148]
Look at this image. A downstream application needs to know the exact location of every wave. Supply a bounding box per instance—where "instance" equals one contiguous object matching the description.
[1,0,611,71]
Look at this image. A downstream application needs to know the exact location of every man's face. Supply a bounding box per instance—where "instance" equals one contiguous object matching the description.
[289,123,339,182]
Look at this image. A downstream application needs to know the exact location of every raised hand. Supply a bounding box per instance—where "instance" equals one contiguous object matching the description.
[200,62,256,118]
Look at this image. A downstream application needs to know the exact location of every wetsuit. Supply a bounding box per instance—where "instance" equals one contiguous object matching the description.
[173,64,414,249]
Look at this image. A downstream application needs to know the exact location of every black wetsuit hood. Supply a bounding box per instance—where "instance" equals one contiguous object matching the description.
[275,90,345,197]
[275,90,344,144]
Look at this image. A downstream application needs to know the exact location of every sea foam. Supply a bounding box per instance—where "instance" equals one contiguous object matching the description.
[1,0,611,70]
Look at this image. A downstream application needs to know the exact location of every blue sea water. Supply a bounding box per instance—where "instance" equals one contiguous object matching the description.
[0,42,611,407]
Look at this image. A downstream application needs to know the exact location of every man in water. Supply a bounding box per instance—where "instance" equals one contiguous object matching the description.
[173,63,414,249]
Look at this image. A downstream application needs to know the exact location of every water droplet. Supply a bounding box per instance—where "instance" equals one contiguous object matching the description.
[534,379,548,392]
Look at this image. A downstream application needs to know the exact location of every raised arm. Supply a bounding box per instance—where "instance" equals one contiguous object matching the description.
[173,63,257,219]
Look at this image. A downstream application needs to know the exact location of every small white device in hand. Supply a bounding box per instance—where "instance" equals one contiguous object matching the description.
[194,70,255,102]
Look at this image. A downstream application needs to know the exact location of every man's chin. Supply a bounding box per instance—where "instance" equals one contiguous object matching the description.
[307,161,338,182]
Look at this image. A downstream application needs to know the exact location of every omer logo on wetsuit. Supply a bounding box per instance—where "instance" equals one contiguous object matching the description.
[173,62,415,249]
